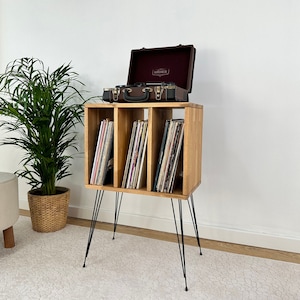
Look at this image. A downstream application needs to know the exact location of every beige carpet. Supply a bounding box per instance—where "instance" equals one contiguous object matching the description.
[0,216,299,300]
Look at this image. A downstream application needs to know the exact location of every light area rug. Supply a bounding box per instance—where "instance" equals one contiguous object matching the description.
[0,216,299,300]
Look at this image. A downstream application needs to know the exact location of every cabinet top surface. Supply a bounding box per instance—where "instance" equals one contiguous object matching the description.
[85,102,203,109]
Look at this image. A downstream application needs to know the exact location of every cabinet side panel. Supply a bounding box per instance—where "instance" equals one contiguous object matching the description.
[148,108,173,191]
[84,107,92,186]
[183,106,203,196]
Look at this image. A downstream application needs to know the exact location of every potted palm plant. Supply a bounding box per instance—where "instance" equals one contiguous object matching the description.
[0,57,90,232]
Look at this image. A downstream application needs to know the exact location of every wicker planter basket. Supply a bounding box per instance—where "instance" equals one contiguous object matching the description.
[28,187,70,232]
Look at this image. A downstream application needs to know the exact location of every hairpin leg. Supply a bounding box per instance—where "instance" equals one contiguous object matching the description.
[112,192,123,240]
[171,198,188,292]
[187,194,202,255]
[83,190,105,267]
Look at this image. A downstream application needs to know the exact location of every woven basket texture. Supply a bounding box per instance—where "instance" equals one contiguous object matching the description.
[28,187,70,233]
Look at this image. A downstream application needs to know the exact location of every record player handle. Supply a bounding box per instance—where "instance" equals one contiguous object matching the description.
[123,87,152,102]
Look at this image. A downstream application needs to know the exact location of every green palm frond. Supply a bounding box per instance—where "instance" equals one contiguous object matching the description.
[0,57,91,195]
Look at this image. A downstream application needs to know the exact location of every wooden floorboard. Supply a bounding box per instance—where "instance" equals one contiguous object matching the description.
[20,209,300,264]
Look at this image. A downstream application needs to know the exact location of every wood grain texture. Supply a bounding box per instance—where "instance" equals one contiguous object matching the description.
[3,226,15,248]
[85,103,203,198]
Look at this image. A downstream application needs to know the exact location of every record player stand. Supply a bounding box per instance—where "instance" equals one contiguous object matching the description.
[83,102,204,291]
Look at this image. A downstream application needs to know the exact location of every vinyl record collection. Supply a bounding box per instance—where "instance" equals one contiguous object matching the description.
[122,120,148,189]
[90,119,114,185]
[90,118,184,193]
[153,119,184,193]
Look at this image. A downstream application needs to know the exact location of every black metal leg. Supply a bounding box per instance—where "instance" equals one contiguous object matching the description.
[171,198,188,292]
[187,194,202,255]
[83,190,105,267]
[112,192,123,240]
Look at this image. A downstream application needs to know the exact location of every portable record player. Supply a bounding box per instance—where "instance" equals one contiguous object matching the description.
[103,44,196,103]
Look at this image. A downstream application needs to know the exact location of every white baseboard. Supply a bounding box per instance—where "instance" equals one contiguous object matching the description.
[68,204,300,254]
[20,200,300,253]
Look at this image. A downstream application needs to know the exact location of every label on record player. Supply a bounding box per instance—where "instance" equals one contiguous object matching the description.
[152,68,170,77]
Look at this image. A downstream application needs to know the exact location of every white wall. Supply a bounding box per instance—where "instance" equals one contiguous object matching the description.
[1,0,299,253]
